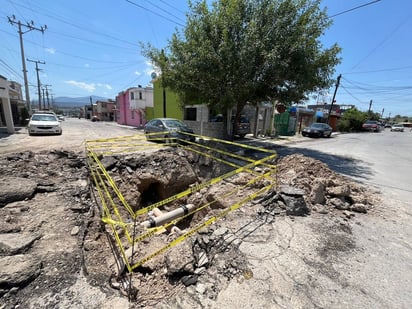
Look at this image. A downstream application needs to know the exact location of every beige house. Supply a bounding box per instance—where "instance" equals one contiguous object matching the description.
[0,75,26,133]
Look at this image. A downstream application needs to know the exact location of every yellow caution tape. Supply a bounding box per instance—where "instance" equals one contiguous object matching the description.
[85,132,278,272]
[130,183,274,270]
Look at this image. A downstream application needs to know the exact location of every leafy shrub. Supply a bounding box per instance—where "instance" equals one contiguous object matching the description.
[338,108,369,132]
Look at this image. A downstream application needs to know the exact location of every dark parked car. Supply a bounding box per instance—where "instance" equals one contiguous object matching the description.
[302,123,332,138]
[144,118,195,143]
[362,120,381,132]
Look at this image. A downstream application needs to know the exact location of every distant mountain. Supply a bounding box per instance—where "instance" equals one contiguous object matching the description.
[53,95,111,107]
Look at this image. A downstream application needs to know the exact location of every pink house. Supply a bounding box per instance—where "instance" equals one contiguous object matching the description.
[116,86,153,127]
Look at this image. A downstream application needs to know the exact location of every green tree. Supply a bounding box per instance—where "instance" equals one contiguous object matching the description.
[337,107,385,132]
[143,0,341,135]
[337,107,368,132]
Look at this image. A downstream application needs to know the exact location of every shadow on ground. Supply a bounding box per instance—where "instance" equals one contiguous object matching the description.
[0,127,25,138]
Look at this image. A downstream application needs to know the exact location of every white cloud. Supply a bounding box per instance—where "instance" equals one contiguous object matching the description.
[145,61,160,78]
[64,80,113,93]
[45,48,56,54]
[65,80,96,92]
[134,71,141,76]
[97,83,112,90]
[84,63,90,68]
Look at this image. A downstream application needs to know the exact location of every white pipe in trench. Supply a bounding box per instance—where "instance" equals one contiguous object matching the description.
[141,204,196,228]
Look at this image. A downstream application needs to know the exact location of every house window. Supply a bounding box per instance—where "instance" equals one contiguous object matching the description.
[139,92,143,100]
[130,92,135,100]
[185,107,196,121]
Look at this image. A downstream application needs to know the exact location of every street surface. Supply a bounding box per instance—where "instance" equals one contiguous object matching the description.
[1,119,411,308]
[0,118,140,154]
[247,129,412,309]
[280,130,412,203]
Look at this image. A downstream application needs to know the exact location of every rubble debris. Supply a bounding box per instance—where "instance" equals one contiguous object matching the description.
[0,177,37,207]
[276,154,376,215]
[0,147,379,307]
[0,233,40,255]
[279,185,309,216]
[0,255,42,296]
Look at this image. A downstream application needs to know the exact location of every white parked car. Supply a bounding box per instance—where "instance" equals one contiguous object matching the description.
[28,113,62,136]
[390,124,404,132]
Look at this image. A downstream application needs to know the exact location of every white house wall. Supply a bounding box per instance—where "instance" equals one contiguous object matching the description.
[129,87,153,110]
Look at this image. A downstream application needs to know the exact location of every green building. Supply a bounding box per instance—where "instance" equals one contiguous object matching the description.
[150,79,184,120]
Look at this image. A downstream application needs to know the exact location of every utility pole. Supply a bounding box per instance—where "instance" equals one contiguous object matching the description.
[8,15,47,115]
[327,74,342,124]
[368,100,373,113]
[50,93,55,109]
[27,59,45,110]
[43,85,52,109]
[161,49,167,118]
[41,87,46,110]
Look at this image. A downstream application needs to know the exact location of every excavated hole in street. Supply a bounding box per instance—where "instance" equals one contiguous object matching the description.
[98,147,256,272]
[139,181,163,207]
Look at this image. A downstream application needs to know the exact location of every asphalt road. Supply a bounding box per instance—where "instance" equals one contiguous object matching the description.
[0,118,140,154]
[235,128,412,308]
[272,129,412,309]
[277,129,412,204]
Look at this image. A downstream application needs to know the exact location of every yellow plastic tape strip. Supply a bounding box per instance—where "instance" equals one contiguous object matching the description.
[132,169,276,244]
[130,183,274,270]
[134,152,277,216]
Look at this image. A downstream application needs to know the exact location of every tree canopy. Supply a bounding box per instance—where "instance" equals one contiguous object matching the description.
[142,0,341,118]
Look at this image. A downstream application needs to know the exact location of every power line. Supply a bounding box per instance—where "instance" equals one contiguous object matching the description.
[144,0,186,24]
[46,29,138,53]
[343,65,412,75]
[159,0,186,15]
[7,0,140,48]
[0,58,23,79]
[125,0,185,27]
[351,15,410,70]
[340,84,364,104]
[329,0,382,18]
[340,77,412,112]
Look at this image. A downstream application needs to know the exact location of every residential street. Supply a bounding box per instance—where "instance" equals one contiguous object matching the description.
[1,120,411,308]
[283,130,412,201]
[238,129,412,309]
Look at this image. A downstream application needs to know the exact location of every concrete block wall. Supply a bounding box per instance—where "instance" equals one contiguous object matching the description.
[184,120,226,139]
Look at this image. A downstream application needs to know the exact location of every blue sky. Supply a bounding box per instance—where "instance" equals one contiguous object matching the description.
[0,0,411,117]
